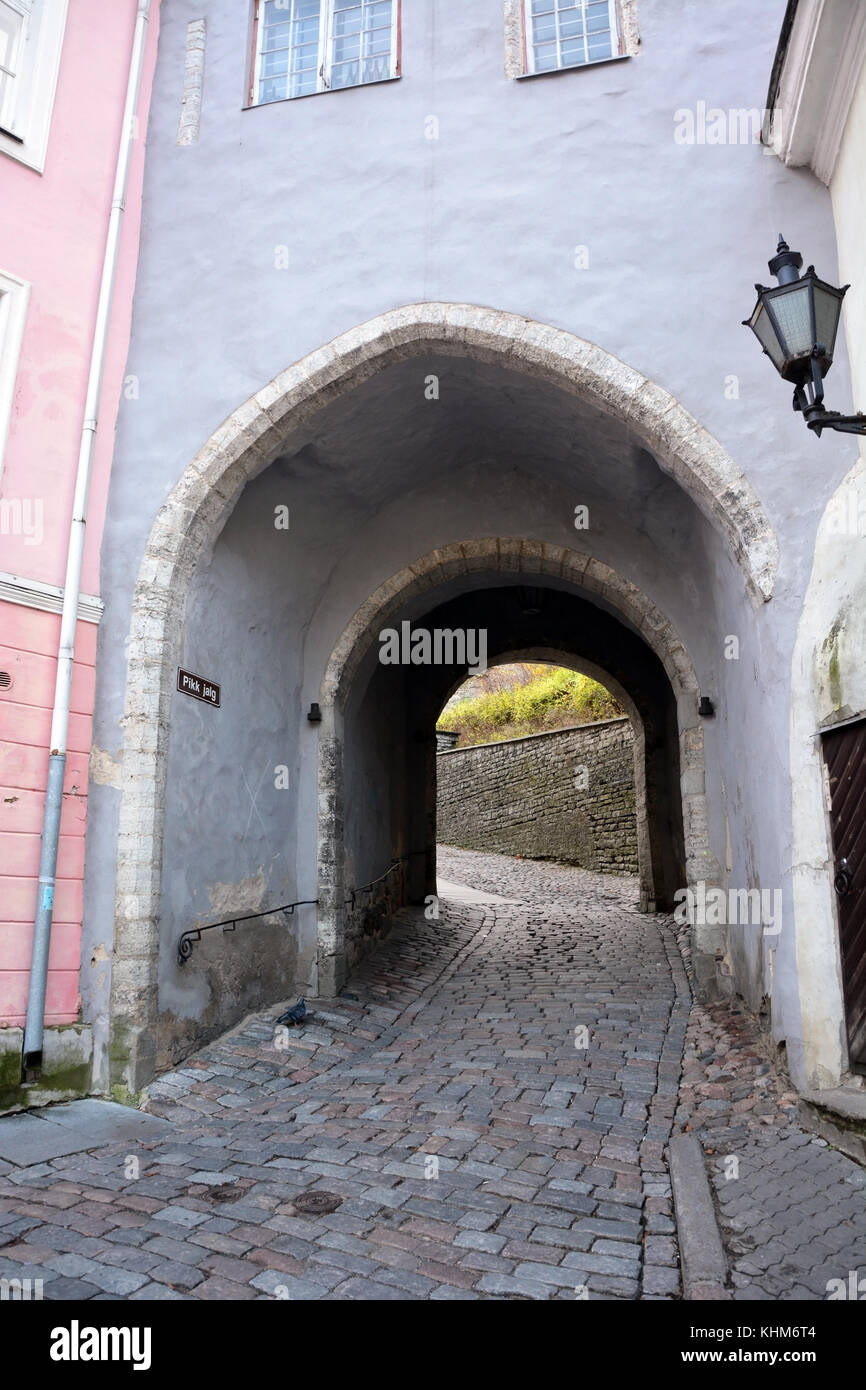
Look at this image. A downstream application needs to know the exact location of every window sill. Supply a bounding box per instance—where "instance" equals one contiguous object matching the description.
[516,53,631,81]
[0,132,45,172]
[244,72,401,112]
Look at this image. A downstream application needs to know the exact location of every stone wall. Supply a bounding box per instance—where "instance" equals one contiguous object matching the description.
[436,718,638,874]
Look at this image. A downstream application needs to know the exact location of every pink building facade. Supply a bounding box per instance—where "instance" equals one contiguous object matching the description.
[0,0,160,1103]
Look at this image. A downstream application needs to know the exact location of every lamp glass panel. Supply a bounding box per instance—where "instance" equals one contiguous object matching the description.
[767,282,813,360]
[749,301,786,373]
[812,283,843,359]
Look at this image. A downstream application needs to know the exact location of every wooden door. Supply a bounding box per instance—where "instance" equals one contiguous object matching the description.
[823,718,866,1070]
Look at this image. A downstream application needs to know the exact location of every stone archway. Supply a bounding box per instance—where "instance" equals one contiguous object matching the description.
[110,304,773,1091]
[315,538,718,997]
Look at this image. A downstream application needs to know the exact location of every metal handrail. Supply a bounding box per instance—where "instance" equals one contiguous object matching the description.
[177,899,318,965]
[344,859,404,910]
[177,852,424,964]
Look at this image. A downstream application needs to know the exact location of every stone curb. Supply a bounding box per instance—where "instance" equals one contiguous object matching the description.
[668,1133,730,1300]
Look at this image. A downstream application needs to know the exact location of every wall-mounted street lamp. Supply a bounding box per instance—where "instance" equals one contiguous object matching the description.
[743,236,866,437]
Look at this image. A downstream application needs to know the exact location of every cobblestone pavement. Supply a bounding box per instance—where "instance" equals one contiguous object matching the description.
[676,993,866,1302]
[0,849,689,1301]
[2,848,862,1302]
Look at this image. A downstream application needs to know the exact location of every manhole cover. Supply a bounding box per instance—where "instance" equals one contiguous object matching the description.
[293,1191,342,1215]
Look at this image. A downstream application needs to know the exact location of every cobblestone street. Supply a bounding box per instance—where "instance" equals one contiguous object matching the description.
[0,849,863,1301]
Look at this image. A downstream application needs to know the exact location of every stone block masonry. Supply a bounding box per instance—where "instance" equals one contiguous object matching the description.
[436,718,638,875]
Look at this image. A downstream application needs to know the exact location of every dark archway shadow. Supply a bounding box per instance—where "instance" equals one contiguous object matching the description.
[337,582,687,981]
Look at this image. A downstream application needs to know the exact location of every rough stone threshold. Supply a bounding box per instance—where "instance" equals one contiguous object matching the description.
[798,1086,866,1167]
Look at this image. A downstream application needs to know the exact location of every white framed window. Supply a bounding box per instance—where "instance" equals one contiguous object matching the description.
[250,0,400,106]
[0,1,27,131]
[0,0,67,172]
[523,0,623,75]
[0,268,30,477]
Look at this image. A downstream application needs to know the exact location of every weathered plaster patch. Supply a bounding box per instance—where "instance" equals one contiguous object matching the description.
[821,619,844,714]
[205,866,267,919]
[90,746,123,788]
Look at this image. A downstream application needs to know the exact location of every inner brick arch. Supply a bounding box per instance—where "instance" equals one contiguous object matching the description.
[315,538,718,997]
[109,302,771,1090]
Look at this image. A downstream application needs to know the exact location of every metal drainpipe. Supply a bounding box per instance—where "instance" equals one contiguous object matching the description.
[22,0,152,1073]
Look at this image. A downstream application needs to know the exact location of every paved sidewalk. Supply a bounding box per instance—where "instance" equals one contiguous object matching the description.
[0,849,689,1300]
[675,992,866,1301]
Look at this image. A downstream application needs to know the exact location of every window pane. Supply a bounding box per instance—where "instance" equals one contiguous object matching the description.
[291,16,321,42]
[330,60,360,87]
[333,34,360,61]
[259,74,288,102]
[0,3,23,79]
[531,0,555,14]
[368,0,392,21]
[264,0,320,28]
[587,12,611,34]
[262,21,290,49]
[333,8,362,35]
[532,15,556,41]
[364,28,391,55]
[559,16,584,38]
[262,49,290,76]
[533,42,558,70]
[560,38,588,65]
[291,70,318,95]
[587,32,612,57]
[293,45,319,69]
[363,53,389,80]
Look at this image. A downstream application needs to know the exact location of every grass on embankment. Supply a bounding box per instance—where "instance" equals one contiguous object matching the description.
[436,665,623,749]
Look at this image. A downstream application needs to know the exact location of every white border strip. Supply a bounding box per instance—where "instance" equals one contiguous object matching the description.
[0,569,103,623]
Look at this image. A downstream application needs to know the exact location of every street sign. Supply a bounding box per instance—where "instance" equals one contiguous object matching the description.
[177,667,220,707]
